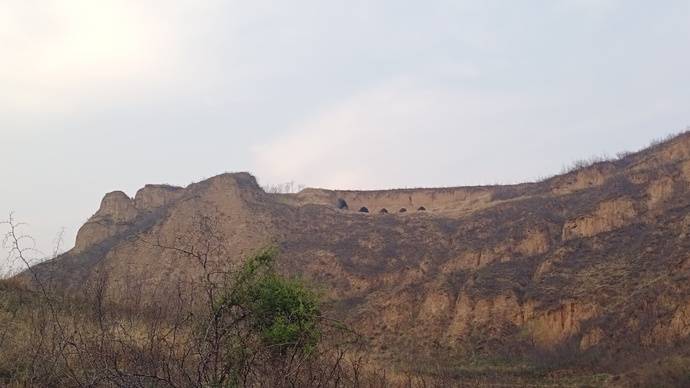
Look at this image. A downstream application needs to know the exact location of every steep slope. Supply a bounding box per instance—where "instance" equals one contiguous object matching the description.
[30,132,690,380]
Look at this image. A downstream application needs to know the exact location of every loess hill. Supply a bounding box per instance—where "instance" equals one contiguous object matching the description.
[27,133,690,383]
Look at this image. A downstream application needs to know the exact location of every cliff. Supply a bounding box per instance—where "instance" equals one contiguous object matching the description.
[29,132,690,382]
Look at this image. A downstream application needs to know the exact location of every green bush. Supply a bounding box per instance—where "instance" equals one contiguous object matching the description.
[247,274,320,351]
[215,247,322,358]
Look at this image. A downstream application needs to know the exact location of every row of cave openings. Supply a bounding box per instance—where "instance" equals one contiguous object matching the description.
[336,199,426,214]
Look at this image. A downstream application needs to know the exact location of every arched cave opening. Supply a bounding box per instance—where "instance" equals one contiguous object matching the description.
[399,208,407,213]
[379,208,389,214]
[359,207,369,213]
[336,198,349,210]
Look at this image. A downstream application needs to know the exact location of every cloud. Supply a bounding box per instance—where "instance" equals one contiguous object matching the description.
[251,75,549,189]
[555,0,622,15]
[1,0,688,272]
[252,79,422,188]
[0,0,176,115]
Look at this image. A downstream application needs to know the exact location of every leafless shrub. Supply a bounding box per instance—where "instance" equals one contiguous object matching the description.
[262,181,306,194]
[616,150,632,160]
[559,154,612,175]
[646,127,690,150]
[0,214,370,387]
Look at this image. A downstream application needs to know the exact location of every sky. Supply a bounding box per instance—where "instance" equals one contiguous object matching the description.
[1,0,690,273]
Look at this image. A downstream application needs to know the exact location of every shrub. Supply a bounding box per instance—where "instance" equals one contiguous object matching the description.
[247,274,320,351]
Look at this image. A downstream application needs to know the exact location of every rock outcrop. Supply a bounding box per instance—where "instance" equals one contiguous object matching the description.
[74,191,138,252]
[134,185,183,211]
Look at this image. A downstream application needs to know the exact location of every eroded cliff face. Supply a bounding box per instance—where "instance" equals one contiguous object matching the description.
[67,173,276,294]
[134,184,184,211]
[294,186,497,216]
[74,191,138,253]
[644,300,690,346]
[34,132,690,374]
[561,198,638,241]
[550,163,617,195]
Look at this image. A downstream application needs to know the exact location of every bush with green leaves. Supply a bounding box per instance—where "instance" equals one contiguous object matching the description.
[0,222,361,387]
[205,247,330,384]
[247,273,320,351]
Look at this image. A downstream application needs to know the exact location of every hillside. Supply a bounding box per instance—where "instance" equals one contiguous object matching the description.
[26,132,690,385]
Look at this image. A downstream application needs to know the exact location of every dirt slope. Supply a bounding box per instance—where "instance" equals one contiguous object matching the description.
[30,132,690,382]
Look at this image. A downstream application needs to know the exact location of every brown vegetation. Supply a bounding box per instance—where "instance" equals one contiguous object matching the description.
[5,131,690,386]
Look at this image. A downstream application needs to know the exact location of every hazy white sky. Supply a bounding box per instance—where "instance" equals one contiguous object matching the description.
[2,0,690,272]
